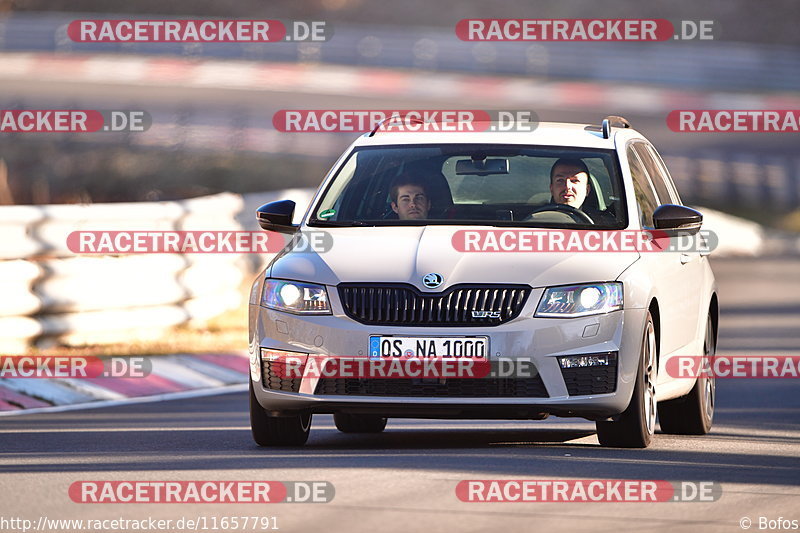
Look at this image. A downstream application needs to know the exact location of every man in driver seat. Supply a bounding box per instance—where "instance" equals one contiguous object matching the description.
[549,158,613,223]
[550,158,592,209]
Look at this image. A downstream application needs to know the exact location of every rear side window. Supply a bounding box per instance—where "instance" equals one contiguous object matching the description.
[627,146,659,228]
[633,142,675,205]
[644,143,682,204]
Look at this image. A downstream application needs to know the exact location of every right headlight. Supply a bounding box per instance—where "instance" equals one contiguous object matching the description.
[261,279,331,314]
[535,282,623,318]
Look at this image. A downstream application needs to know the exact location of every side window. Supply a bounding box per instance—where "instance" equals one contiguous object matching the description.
[633,143,674,205]
[644,144,682,204]
[627,147,659,228]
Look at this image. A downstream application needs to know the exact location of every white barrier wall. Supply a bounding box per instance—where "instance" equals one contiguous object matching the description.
[0,191,318,354]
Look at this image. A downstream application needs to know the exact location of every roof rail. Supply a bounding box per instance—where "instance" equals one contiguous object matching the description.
[368,115,425,137]
[601,115,632,139]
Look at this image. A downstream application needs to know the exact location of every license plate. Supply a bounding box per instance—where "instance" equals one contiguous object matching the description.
[369,336,488,360]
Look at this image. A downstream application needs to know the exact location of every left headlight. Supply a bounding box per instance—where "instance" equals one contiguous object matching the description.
[535,282,623,318]
[261,279,331,314]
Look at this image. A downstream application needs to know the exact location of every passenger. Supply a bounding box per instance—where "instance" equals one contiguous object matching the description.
[390,174,431,220]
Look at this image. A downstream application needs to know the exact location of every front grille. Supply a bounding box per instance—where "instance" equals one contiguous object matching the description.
[561,352,618,395]
[261,359,302,393]
[314,376,548,398]
[338,284,530,326]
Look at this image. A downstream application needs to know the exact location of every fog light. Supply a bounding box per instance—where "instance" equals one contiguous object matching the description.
[260,348,309,381]
[557,354,610,368]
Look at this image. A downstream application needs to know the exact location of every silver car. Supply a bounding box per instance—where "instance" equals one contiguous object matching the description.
[248,116,718,448]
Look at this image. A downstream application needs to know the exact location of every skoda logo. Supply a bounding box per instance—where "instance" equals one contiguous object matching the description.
[422,273,444,289]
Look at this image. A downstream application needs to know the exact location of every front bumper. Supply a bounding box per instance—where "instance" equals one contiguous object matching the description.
[248,290,647,420]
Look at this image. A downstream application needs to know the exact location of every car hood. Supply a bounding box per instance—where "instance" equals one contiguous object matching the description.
[269,226,639,289]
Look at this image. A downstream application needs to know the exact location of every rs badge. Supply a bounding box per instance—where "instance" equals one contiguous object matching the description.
[472,311,501,318]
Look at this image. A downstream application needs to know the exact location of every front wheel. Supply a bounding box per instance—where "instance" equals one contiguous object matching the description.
[658,314,715,435]
[249,381,311,446]
[596,311,657,448]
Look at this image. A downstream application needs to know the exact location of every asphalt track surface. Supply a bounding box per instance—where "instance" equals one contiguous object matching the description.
[1,256,798,533]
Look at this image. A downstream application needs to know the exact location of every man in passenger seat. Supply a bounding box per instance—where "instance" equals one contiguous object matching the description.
[390,174,431,220]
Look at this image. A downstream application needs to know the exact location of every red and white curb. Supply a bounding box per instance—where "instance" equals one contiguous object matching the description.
[1,51,799,113]
[0,352,249,416]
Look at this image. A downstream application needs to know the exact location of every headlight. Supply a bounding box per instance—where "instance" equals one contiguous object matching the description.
[535,282,623,318]
[261,279,331,314]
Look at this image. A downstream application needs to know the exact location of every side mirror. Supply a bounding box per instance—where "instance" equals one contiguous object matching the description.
[652,204,702,234]
[256,200,298,234]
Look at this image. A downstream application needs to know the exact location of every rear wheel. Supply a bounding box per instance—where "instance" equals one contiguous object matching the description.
[249,381,311,446]
[658,314,715,435]
[596,311,657,448]
[333,413,388,433]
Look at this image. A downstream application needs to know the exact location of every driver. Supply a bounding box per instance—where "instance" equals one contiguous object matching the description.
[550,158,592,209]
[548,158,615,224]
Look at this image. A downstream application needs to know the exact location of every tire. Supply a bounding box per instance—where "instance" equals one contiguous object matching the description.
[249,381,311,446]
[658,314,715,435]
[596,311,657,448]
[333,413,388,433]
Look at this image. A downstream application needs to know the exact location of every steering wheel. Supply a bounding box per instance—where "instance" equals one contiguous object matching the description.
[524,204,595,224]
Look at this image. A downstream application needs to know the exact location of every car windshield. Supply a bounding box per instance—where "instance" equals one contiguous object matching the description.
[309,144,627,228]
